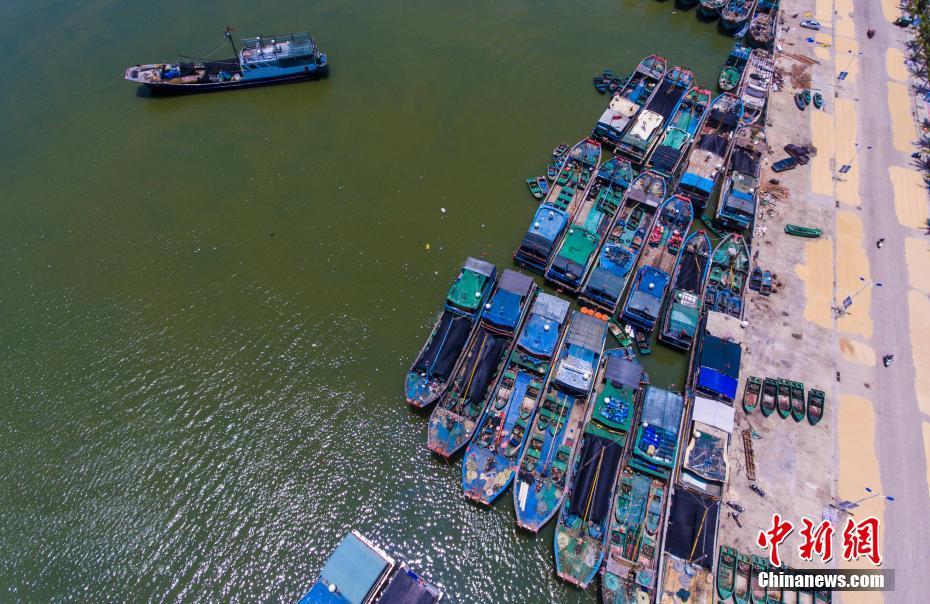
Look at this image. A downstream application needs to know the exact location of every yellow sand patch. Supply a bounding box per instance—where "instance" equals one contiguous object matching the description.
[836,211,873,338]
[886,47,909,82]
[904,238,930,293]
[839,338,875,366]
[835,171,860,207]
[795,237,834,329]
[909,291,930,415]
[834,99,859,205]
[816,0,834,21]
[881,0,900,22]
[834,37,860,82]
[888,80,915,153]
[810,110,835,196]
[814,32,833,61]
[888,166,928,228]
[835,9,856,40]
[923,423,930,499]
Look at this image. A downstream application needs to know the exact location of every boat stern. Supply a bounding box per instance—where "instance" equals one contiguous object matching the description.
[426,408,475,458]
[462,447,514,505]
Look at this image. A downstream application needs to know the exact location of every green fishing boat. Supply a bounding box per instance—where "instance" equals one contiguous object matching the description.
[743,376,762,414]
[526,177,546,200]
[790,381,806,422]
[802,89,812,105]
[813,92,824,109]
[760,378,777,417]
[734,553,752,604]
[807,389,825,425]
[751,555,768,604]
[784,224,822,238]
[776,379,792,419]
[719,44,751,91]
[717,545,738,600]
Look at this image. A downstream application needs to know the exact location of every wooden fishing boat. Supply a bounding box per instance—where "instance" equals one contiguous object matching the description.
[647,86,713,178]
[719,45,751,91]
[721,0,758,32]
[789,381,806,422]
[733,553,752,604]
[597,156,637,193]
[802,89,812,105]
[739,49,775,125]
[463,293,572,505]
[554,351,645,588]
[760,270,773,296]
[526,177,547,200]
[406,258,497,408]
[717,545,738,600]
[749,266,763,291]
[704,232,751,318]
[776,379,791,419]
[760,378,777,417]
[427,271,537,458]
[658,229,712,350]
[784,224,822,238]
[743,376,762,413]
[807,389,825,425]
[813,92,824,109]
[593,54,668,148]
[546,161,561,181]
[717,124,766,230]
[748,3,779,48]
[125,31,328,94]
[553,143,570,160]
[578,171,666,313]
[622,194,694,333]
[698,0,727,19]
[635,330,651,355]
[513,312,608,532]
[677,92,744,212]
[751,555,768,604]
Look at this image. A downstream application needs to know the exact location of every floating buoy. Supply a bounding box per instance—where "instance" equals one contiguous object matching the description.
[648,282,655,290]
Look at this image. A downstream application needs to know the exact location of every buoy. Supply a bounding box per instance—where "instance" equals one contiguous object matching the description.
[543,323,550,331]
[741,320,749,328]
[534,222,541,229]
[648,282,655,290]
[604,396,612,404]
[485,303,492,310]
[329,584,337,593]
[425,243,430,250]
[475,291,481,298]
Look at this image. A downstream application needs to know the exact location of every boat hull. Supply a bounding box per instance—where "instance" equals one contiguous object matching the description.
[135,66,328,94]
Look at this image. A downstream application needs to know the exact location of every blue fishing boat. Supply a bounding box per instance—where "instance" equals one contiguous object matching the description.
[462,293,572,505]
[554,352,645,588]
[597,156,637,192]
[593,55,668,147]
[544,157,628,293]
[698,0,727,19]
[616,66,694,166]
[716,125,765,230]
[704,233,751,318]
[514,139,602,274]
[677,93,745,212]
[125,31,328,94]
[513,312,608,533]
[646,87,712,178]
[721,0,758,32]
[427,271,537,458]
[578,171,667,313]
[658,230,712,350]
[405,258,497,408]
[622,266,670,334]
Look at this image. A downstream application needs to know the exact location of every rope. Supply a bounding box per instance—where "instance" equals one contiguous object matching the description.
[688,504,711,563]
[581,448,605,525]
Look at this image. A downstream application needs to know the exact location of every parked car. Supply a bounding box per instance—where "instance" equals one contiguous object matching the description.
[800,19,822,30]
[772,157,800,172]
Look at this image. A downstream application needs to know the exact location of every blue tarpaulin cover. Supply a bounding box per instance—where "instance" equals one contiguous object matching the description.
[697,368,738,400]
[300,533,391,604]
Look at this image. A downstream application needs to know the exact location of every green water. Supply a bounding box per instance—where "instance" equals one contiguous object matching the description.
[0,1,731,601]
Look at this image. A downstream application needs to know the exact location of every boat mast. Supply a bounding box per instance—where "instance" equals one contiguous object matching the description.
[225,26,239,64]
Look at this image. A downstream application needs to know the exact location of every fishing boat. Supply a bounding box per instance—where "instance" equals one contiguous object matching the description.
[658,229,712,350]
[545,156,627,293]
[719,45,751,91]
[622,194,694,333]
[813,91,824,109]
[634,330,651,355]
[742,376,762,413]
[807,389,825,425]
[646,86,712,178]
[427,271,536,458]
[601,388,683,604]
[749,266,763,291]
[717,545,738,600]
[766,569,783,604]
[578,171,666,313]
[554,352,645,588]
[698,0,727,19]
[597,156,638,193]
[747,2,779,48]
[593,55,668,147]
[776,379,792,419]
[704,232,750,318]
[514,139,601,273]
[526,177,548,200]
[616,66,695,166]
[406,258,498,408]
[553,143,570,160]
[717,125,766,230]
[513,312,608,532]
[677,93,744,212]
[125,31,328,94]
[739,49,776,125]
[721,0,758,32]
[784,224,823,238]
[790,381,806,422]
[760,270,773,295]
[463,293,572,505]
[760,378,777,417]
[751,555,768,604]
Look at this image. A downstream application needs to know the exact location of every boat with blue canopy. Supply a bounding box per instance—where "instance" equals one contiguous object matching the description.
[427,271,537,458]
[554,352,646,588]
[578,171,667,313]
[689,311,745,404]
[646,87,712,178]
[658,230,712,351]
[125,31,328,93]
[405,258,497,408]
[513,312,608,533]
[462,293,572,505]
[594,55,668,148]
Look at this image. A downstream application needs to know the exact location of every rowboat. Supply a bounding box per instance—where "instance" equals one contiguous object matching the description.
[593,55,668,147]
[751,555,768,604]
[463,293,572,505]
[526,176,547,200]
[719,44,751,91]
[553,143,570,160]
[776,379,791,419]
[717,545,738,600]
[578,171,666,313]
[760,270,773,295]
[807,389,825,425]
[553,351,645,588]
[427,270,536,458]
[635,329,652,355]
[658,229,712,350]
[813,92,824,109]
[790,381,806,422]
[704,232,751,318]
[749,266,763,291]
[734,552,752,604]
[784,224,822,238]
[717,124,766,230]
[742,376,762,413]
[406,258,497,408]
[647,86,713,178]
[513,312,608,532]
[760,378,777,416]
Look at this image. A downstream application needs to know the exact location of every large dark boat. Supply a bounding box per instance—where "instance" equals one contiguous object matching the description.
[125,31,328,93]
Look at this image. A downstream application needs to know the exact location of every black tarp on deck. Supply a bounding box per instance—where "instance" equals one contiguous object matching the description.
[646,80,686,119]
[379,569,439,604]
[664,489,719,570]
[465,333,507,401]
[650,145,682,174]
[731,148,759,175]
[413,312,472,379]
[697,133,728,156]
[707,108,740,129]
[567,434,623,524]
[674,247,707,292]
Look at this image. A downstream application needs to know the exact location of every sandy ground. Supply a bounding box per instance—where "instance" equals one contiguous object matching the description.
[835,211,874,338]
[908,291,930,415]
[904,238,930,292]
[795,238,834,329]
[810,110,835,195]
[888,81,915,153]
[834,99,860,206]
[839,337,876,366]
[889,165,929,228]
[886,47,909,82]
